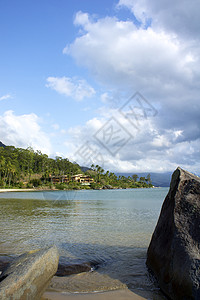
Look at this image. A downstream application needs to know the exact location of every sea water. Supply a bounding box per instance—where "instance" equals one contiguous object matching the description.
[0,188,169,298]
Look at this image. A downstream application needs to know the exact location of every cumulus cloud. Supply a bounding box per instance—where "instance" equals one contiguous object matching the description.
[74,11,90,26]
[0,111,52,155]
[118,0,200,39]
[65,11,199,97]
[46,76,95,101]
[62,4,200,173]
[66,104,200,173]
[0,94,12,101]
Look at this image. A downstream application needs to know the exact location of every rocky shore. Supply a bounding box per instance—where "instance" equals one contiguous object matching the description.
[146,167,200,300]
[0,252,148,300]
[0,246,59,299]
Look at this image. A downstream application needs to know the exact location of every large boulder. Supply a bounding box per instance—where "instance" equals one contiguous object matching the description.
[146,167,200,300]
[0,245,59,300]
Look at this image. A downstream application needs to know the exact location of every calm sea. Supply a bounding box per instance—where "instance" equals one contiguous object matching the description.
[0,188,169,298]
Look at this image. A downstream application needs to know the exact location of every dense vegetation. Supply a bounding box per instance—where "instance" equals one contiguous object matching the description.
[0,145,153,189]
[0,145,81,188]
[86,164,152,189]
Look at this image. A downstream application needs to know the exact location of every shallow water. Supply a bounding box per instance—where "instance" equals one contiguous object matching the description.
[0,188,168,297]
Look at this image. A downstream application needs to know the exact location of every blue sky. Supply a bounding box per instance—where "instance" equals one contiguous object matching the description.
[0,0,200,173]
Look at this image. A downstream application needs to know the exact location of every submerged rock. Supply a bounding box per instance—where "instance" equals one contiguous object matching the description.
[0,245,59,300]
[48,271,127,293]
[146,167,200,300]
[56,262,92,276]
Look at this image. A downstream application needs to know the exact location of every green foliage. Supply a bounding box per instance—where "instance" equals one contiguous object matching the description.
[132,174,138,182]
[0,145,82,187]
[26,182,33,188]
[90,182,101,189]
[88,164,153,189]
[17,181,24,188]
[55,183,66,190]
[0,179,5,187]
[30,178,42,187]
[0,144,153,190]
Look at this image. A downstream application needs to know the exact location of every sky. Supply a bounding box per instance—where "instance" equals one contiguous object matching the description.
[0,0,200,174]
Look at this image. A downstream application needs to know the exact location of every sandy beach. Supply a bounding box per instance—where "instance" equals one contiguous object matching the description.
[41,272,163,300]
[0,188,37,192]
[0,188,55,193]
[42,289,146,300]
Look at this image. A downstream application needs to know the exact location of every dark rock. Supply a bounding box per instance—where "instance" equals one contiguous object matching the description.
[146,167,200,300]
[56,262,92,276]
[0,245,59,300]
[0,255,15,273]
[103,185,113,189]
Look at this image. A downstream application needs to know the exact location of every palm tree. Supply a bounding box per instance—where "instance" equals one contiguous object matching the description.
[139,176,145,183]
[146,173,152,185]
[132,174,138,182]
[0,156,5,181]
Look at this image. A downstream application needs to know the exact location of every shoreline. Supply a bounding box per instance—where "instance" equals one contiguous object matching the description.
[0,186,159,193]
[0,188,59,193]
[42,289,147,300]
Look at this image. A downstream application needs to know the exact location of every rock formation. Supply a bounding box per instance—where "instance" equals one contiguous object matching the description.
[0,245,59,300]
[146,167,200,300]
[56,262,92,276]
[0,255,15,274]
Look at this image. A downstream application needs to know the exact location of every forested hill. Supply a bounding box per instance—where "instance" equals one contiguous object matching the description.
[0,144,82,187]
[0,141,6,148]
[0,143,154,189]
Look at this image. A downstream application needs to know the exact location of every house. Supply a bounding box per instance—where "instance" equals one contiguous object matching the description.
[49,174,94,185]
[49,175,69,184]
[71,174,94,184]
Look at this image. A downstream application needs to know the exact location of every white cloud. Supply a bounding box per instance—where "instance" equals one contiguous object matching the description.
[0,94,12,101]
[61,6,200,173]
[46,76,95,101]
[117,0,150,28]
[117,0,200,39]
[74,11,90,26]
[0,110,52,155]
[65,104,200,173]
[65,11,198,96]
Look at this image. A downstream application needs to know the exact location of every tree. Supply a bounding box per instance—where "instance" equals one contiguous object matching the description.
[146,173,152,185]
[0,156,5,181]
[139,177,146,183]
[132,174,138,182]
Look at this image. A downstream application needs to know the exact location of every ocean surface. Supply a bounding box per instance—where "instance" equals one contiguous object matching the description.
[0,188,169,298]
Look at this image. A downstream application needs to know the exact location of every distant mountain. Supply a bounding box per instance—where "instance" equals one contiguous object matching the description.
[80,166,92,173]
[0,141,6,148]
[80,165,172,187]
[116,172,172,187]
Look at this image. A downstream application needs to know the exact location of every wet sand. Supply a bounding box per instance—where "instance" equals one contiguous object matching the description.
[43,289,146,300]
[41,272,153,300]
